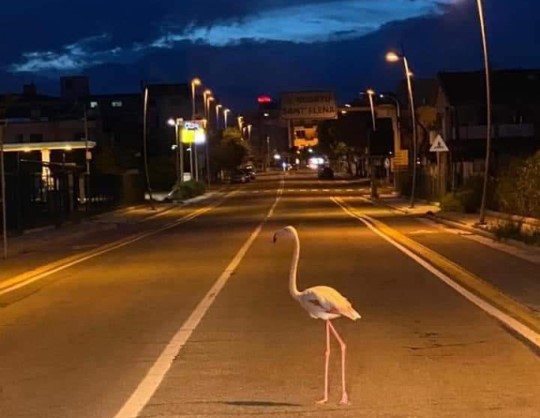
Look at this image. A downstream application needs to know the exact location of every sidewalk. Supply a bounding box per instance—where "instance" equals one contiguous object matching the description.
[1,186,229,261]
[372,192,540,263]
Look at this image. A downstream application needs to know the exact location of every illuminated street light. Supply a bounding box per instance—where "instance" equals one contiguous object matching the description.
[203,89,212,120]
[386,50,418,208]
[366,88,378,198]
[224,108,230,128]
[191,77,202,119]
[167,117,185,184]
[215,104,222,129]
[476,0,492,225]
[247,124,252,143]
[237,115,244,130]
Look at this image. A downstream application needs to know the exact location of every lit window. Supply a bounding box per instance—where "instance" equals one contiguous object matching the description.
[90,101,98,108]
[111,101,123,107]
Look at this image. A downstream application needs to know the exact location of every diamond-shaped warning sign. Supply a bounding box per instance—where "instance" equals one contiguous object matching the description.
[430,135,449,152]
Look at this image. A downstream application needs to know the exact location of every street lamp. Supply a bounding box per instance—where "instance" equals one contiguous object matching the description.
[237,115,244,130]
[203,89,212,120]
[167,118,184,184]
[247,124,252,143]
[476,0,492,225]
[366,89,378,198]
[143,86,155,209]
[191,77,202,119]
[206,96,215,124]
[215,104,222,129]
[223,108,230,128]
[379,93,401,123]
[386,50,418,208]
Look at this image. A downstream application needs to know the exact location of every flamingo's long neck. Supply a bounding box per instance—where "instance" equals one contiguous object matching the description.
[289,229,301,299]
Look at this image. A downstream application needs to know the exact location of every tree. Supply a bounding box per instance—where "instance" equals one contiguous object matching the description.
[212,128,249,172]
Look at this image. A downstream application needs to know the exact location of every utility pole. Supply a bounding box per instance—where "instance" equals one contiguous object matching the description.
[83,106,91,210]
[0,122,8,259]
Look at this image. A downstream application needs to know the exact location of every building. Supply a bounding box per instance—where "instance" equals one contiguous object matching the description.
[437,69,540,182]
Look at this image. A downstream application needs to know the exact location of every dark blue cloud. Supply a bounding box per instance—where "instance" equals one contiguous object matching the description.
[0,0,538,111]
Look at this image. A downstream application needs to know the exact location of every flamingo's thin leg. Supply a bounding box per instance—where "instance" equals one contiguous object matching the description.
[316,320,331,404]
[328,321,349,405]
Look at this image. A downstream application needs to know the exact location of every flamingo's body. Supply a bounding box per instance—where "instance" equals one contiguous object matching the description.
[273,225,360,405]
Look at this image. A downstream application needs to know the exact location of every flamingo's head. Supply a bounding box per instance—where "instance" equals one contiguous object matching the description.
[273,225,297,244]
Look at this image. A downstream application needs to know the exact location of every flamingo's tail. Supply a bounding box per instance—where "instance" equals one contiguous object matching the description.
[342,306,361,321]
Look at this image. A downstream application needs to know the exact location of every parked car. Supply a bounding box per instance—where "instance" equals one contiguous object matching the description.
[317,166,334,180]
[230,169,249,184]
[240,166,256,181]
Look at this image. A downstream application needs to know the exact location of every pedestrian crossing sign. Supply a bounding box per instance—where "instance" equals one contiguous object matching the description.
[430,135,449,153]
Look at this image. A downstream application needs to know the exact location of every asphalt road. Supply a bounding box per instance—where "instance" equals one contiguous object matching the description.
[0,172,538,418]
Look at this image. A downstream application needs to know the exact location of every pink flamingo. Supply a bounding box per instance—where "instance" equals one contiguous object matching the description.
[273,225,361,405]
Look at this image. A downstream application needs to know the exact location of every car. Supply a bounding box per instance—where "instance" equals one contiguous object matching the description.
[240,167,256,181]
[230,169,249,184]
[317,166,334,180]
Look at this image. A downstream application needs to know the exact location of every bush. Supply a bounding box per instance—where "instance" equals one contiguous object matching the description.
[440,193,463,212]
[168,180,206,201]
[496,152,540,218]
[490,221,540,246]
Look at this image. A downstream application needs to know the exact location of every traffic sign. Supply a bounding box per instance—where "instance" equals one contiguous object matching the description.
[430,135,449,153]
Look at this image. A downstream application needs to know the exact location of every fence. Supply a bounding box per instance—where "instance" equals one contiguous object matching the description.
[1,170,144,232]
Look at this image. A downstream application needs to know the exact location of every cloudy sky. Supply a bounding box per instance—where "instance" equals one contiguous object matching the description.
[0,0,538,109]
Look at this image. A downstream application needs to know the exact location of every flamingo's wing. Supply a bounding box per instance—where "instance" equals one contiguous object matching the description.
[303,286,361,320]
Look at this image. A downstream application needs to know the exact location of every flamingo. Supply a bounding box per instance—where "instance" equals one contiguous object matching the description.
[273,225,361,405]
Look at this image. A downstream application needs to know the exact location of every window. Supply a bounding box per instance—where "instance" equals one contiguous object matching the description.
[29,134,43,142]
[90,101,98,108]
[111,100,123,107]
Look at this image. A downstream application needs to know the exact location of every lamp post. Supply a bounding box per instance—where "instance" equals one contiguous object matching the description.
[386,51,418,208]
[0,122,7,259]
[203,89,212,120]
[143,86,155,209]
[168,118,184,184]
[191,78,201,119]
[205,96,214,184]
[215,104,222,130]
[366,88,378,198]
[247,124,252,143]
[206,96,215,125]
[223,108,230,128]
[237,115,244,131]
[476,0,492,225]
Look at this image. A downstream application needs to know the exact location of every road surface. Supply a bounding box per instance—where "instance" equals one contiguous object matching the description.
[0,172,538,418]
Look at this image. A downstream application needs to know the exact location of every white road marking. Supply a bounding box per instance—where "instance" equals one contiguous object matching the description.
[0,193,236,296]
[417,217,540,265]
[332,197,540,348]
[113,180,284,418]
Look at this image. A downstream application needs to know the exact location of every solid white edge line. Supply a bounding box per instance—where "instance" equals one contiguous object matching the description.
[331,197,540,348]
[113,181,284,418]
[0,192,239,296]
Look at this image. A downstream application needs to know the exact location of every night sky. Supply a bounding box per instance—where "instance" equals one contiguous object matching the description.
[1,0,538,110]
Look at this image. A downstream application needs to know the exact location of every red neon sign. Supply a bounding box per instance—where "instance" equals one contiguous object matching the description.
[257,95,272,104]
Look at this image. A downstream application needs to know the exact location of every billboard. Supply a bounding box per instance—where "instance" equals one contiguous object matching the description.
[281,91,337,120]
[181,120,206,144]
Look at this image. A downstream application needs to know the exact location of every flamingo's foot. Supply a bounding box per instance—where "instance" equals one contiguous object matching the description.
[315,397,328,405]
[339,392,350,405]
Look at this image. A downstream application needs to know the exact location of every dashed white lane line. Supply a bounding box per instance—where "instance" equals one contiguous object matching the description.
[113,181,284,418]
